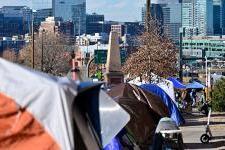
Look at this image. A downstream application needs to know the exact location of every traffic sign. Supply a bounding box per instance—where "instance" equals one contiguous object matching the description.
[94,49,127,64]
[94,50,107,64]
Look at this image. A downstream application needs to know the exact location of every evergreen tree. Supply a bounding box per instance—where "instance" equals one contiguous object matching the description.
[212,78,225,112]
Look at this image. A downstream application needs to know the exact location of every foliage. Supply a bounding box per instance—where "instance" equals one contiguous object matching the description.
[1,48,18,63]
[89,61,104,80]
[18,33,72,76]
[212,78,225,112]
[122,18,178,82]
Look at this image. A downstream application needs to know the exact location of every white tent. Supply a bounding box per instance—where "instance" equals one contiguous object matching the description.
[128,75,176,102]
[0,58,130,150]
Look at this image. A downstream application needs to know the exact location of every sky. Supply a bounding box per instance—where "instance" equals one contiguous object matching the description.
[0,0,145,22]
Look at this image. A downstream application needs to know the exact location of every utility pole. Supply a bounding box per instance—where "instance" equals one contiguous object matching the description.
[205,56,208,87]
[41,29,45,71]
[32,12,35,69]
[179,31,183,82]
[146,0,151,31]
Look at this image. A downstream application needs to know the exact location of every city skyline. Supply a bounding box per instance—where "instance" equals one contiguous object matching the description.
[0,0,145,22]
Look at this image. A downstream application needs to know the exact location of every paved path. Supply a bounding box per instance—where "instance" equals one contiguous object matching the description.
[180,111,225,150]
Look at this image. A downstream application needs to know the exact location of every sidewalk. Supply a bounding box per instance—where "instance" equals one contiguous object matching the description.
[180,110,225,150]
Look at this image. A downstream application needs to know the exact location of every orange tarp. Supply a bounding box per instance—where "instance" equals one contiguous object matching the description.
[0,93,60,150]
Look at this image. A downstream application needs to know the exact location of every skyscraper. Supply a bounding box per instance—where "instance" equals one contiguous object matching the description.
[33,8,53,31]
[162,2,182,42]
[86,13,104,34]
[213,0,221,35]
[142,0,182,42]
[182,0,213,36]
[0,13,4,37]
[53,0,86,35]
[197,0,213,35]
[0,6,32,36]
[221,0,225,34]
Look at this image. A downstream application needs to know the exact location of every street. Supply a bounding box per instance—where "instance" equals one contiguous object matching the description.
[181,111,225,150]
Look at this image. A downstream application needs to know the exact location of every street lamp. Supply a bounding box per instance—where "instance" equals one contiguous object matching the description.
[205,56,208,87]
[31,9,37,69]
[188,28,194,80]
[179,29,183,82]
[41,29,45,71]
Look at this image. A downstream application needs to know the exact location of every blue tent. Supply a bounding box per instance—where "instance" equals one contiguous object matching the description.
[140,84,185,126]
[186,81,205,89]
[168,77,186,89]
[104,137,122,150]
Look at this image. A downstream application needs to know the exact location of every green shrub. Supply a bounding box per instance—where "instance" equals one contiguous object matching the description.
[212,78,225,112]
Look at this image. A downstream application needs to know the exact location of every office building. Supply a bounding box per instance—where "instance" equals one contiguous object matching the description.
[0,36,26,54]
[86,13,104,34]
[213,0,221,35]
[162,2,182,42]
[0,14,24,37]
[34,8,53,31]
[53,0,86,35]
[142,0,182,42]
[182,36,225,58]
[124,22,144,36]
[221,0,225,34]
[76,33,109,46]
[142,3,164,25]
[111,25,126,37]
[182,0,213,36]
[39,17,75,44]
[211,0,225,35]
[0,6,32,35]
[0,13,4,37]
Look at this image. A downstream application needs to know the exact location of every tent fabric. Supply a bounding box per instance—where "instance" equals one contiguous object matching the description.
[104,138,122,150]
[0,58,77,150]
[129,77,176,103]
[157,80,176,103]
[0,59,130,149]
[186,81,205,89]
[74,83,130,148]
[0,93,60,149]
[107,83,169,147]
[168,77,186,89]
[155,117,179,133]
[140,84,185,126]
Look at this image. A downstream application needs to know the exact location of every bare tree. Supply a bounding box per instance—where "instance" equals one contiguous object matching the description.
[2,48,18,63]
[122,18,178,82]
[19,33,72,76]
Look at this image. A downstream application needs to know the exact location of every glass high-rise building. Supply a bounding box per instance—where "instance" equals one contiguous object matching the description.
[142,0,182,42]
[213,0,221,35]
[0,6,32,36]
[221,0,225,34]
[53,0,86,36]
[182,0,213,36]
[211,0,225,35]
[86,13,104,34]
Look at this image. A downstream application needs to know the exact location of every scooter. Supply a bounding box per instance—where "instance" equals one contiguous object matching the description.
[200,108,225,144]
